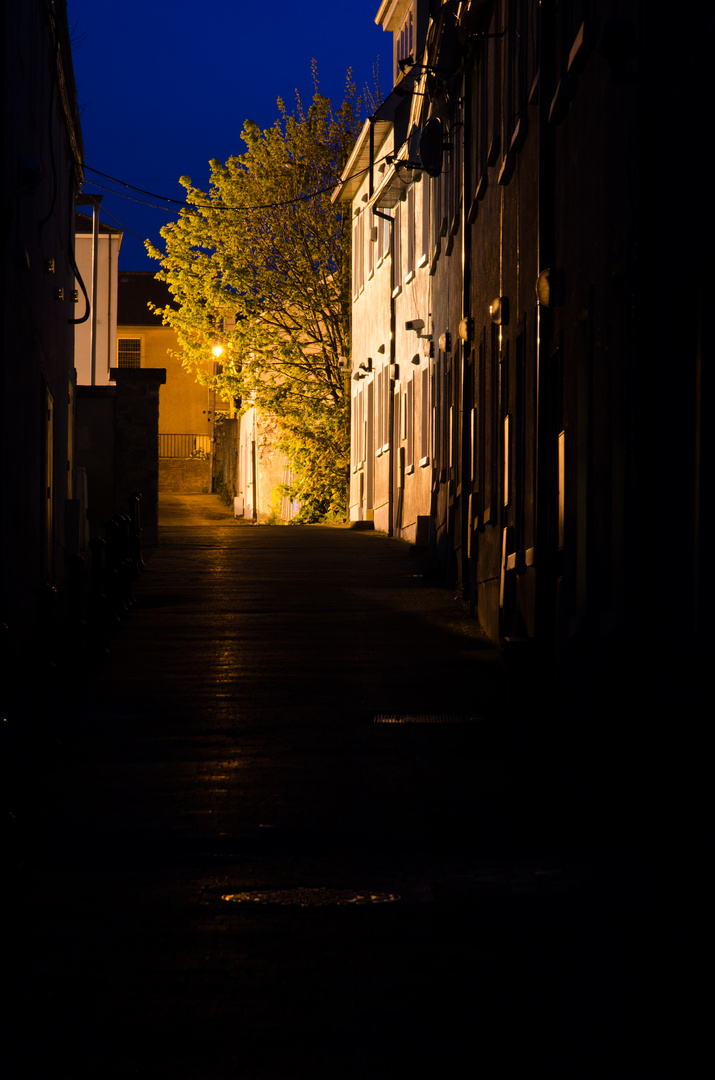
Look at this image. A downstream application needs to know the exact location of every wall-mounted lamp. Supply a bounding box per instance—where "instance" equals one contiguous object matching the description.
[489,297,509,325]
[458,316,474,342]
[535,269,563,307]
[438,331,452,353]
[386,156,423,174]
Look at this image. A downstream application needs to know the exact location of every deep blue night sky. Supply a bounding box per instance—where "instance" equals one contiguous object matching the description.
[67,0,390,269]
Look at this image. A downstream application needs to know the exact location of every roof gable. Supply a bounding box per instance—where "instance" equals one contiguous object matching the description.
[117,272,178,326]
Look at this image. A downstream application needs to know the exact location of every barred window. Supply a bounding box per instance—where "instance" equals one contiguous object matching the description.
[117,338,141,368]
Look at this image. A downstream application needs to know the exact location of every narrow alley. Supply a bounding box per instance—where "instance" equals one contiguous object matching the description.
[9,496,663,1079]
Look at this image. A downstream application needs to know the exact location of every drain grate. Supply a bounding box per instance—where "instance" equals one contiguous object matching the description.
[374,713,483,724]
[222,888,399,907]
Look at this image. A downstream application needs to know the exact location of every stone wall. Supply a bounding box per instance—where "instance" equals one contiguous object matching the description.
[159,458,211,494]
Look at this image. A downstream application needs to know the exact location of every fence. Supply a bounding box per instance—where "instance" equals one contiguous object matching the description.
[159,434,211,459]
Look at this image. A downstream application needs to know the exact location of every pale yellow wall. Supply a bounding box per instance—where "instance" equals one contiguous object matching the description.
[75,232,121,386]
[349,122,433,541]
[118,323,223,436]
[236,404,295,522]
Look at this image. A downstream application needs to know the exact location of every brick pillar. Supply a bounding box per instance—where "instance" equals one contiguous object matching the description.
[110,367,166,547]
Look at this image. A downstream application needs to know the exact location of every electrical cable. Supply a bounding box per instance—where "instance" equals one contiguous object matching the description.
[78,150,391,216]
[90,202,147,242]
[67,160,90,325]
[81,166,194,206]
[79,179,184,214]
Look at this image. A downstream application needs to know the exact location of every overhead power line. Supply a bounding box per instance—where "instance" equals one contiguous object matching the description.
[88,201,147,241]
[79,154,386,216]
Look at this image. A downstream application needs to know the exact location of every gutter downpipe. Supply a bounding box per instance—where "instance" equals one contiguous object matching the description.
[107,232,112,372]
[369,118,375,199]
[251,408,258,522]
[535,0,555,679]
[372,206,396,536]
[90,195,101,385]
[460,65,473,597]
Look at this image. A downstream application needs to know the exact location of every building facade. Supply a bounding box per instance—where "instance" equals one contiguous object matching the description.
[74,206,122,386]
[336,0,711,709]
[2,0,85,644]
[235,402,299,523]
[117,272,212,494]
[118,273,297,520]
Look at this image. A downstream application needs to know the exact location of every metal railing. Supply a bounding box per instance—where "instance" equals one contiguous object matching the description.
[159,434,211,459]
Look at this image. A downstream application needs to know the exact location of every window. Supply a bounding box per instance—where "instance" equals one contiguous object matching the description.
[445,129,456,252]
[429,173,442,269]
[376,210,390,265]
[353,211,365,298]
[419,175,430,267]
[558,430,566,549]
[357,386,365,465]
[478,333,486,505]
[504,414,510,506]
[353,387,367,470]
[375,362,392,452]
[368,213,375,279]
[405,374,414,472]
[431,358,439,464]
[376,369,383,451]
[117,338,141,368]
[396,6,414,79]
[490,324,499,506]
[405,184,415,281]
[392,202,402,296]
[451,104,463,239]
[420,365,430,465]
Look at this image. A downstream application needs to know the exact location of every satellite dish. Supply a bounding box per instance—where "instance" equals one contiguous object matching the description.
[419,116,444,178]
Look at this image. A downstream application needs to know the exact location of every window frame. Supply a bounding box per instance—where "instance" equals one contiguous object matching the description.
[117,336,143,369]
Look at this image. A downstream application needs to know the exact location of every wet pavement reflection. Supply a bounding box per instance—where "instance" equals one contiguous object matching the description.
[9,494,659,1079]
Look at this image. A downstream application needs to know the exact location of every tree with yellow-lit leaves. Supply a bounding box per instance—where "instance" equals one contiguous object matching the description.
[147,75,363,521]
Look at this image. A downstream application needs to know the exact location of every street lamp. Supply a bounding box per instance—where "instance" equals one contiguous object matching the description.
[209,343,224,492]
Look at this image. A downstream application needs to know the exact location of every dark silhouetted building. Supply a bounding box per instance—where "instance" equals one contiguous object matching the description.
[2,0,85,648]
[336,0,712,725]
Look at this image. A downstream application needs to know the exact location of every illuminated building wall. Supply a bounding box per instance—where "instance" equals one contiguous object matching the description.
[336,0,711,704]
